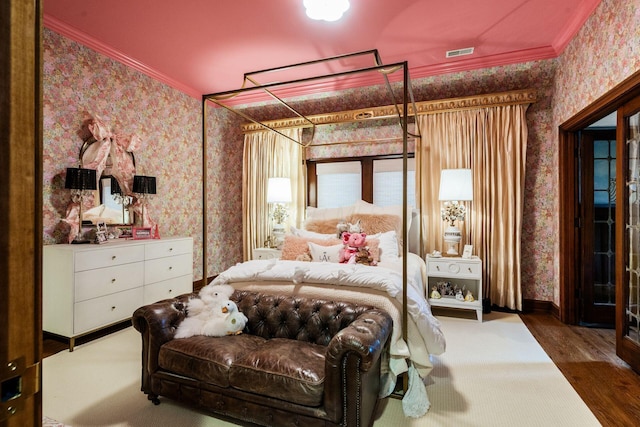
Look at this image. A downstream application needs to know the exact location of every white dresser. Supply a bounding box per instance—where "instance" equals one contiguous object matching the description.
[43,236,193,350]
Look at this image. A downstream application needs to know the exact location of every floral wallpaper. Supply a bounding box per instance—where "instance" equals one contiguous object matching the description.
[43,28,205,280]
[44,0,639,304]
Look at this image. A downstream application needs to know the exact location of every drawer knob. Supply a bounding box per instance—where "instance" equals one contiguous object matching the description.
[169,247,173,251]
[168,289,173,293]
[111,278,116,283]
[436,266,440,271]
[468,267,472,273]
[111,255,116,260]
[111,306,116,311]
[169,266,173,270]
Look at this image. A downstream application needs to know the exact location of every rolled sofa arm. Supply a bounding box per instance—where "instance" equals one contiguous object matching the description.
[132,293,195,390]
[323,308,393,424]
[325,308,393,370]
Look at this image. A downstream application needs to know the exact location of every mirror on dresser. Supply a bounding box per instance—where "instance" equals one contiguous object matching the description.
[79,134,137,226]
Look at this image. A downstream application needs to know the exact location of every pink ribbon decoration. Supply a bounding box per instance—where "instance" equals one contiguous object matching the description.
[63,113,154,242]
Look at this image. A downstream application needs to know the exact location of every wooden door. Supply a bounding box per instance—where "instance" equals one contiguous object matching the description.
[0,0,42,426]
[616,94,640,374]
[579,129,617,326]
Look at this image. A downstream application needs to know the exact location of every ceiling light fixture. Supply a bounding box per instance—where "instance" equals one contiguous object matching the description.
[304,0,350,22]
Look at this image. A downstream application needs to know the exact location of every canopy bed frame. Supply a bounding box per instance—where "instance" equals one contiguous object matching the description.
[200,49,536,416]
[202,49,420,353]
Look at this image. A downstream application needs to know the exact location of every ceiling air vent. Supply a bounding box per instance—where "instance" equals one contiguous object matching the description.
[446,47,475,58]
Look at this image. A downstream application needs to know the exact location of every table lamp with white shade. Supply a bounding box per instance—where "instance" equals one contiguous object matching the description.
[267,177,292,249]
[438,168,473,256]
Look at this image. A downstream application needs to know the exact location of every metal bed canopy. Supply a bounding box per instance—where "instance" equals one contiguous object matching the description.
[202,49,421,146]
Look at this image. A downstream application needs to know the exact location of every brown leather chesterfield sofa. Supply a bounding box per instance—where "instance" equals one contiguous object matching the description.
[132,290,393,427]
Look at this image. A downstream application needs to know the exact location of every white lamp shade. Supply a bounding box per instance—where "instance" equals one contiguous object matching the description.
[267,177,292,203]
[438,169,473,201]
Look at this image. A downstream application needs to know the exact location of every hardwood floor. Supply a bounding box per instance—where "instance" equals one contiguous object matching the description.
[43,313,640,425]
[520,312,640,427]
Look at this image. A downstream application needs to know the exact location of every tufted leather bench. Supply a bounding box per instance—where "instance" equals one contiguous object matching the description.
[132,289,393,427]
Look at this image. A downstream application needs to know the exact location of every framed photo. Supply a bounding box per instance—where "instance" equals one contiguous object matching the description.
[95,222,108,244]
[462,244,473,259]
[132,227,152,240]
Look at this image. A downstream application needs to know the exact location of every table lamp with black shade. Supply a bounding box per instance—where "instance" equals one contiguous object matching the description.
[133,175,156,227]
[65,167,97,244]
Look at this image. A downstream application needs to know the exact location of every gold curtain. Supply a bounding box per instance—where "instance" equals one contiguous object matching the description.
[416,104,530,310]
[242,129,305,261]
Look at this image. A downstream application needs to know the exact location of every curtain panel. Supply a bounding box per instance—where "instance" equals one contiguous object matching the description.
[416,104,530,311]
[242,129,305,261]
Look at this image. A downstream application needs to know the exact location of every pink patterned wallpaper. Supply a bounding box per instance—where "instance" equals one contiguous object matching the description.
[44,0,638,303]
[43,28,206,280]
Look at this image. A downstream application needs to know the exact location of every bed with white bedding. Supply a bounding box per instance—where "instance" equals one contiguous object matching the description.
[204,202,446,416]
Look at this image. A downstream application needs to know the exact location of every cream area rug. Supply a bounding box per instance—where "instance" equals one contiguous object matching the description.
[42,310,601,427]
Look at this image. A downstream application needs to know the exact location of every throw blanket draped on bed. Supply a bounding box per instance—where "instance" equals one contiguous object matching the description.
[210,253,446,417]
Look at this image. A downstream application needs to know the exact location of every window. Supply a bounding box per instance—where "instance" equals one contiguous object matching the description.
[316,161,361,208]
[309,155,415,208]
[373,158,415,207]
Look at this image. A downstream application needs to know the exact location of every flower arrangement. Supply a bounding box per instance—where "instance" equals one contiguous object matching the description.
[441,201,466,226]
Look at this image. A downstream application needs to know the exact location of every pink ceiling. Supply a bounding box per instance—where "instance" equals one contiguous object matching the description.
[43,0,601,101]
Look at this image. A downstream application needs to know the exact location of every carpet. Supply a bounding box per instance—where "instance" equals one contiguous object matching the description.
[42,310,601,426]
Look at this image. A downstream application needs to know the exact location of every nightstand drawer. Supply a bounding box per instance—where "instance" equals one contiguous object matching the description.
[253,248,281,260]
[428,259,481,277]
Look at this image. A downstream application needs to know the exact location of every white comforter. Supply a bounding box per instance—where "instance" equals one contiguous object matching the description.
[210,253,446,404]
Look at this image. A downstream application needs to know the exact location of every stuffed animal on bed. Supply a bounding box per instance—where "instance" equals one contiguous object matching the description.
[339,232,374,265]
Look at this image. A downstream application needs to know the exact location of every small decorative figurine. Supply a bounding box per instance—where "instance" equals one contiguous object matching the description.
[464,290,475,302]
[430,286,441,299]
[455,289,464,301]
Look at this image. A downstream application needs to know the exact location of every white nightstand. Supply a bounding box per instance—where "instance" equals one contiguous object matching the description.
[426,256,483,322]
[252,247,282,260]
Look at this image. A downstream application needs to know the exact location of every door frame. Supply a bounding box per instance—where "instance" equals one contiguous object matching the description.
[0,0,43,426]
[559,69,640,325]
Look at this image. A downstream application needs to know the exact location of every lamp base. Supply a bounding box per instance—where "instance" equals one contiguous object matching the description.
[443,225,462,256]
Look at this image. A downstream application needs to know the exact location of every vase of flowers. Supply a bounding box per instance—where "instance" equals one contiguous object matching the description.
[441,201,466,226]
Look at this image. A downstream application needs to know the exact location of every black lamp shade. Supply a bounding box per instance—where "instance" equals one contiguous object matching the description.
[133,175,157,194]
[110,176,122,195]
[65,167,97,191]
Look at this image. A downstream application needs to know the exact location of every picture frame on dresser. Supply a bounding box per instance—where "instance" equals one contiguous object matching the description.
[461,244,473,259]
[95,222,108,244]
[132,227,152,240]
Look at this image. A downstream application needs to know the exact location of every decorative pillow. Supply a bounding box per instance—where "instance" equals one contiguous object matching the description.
[370,230,399,262]
[304,218,342,235]
[346,213,401,236]
[305,205,355,221]
[290,225,336,240]
[280,235,341,261]
[308,242,343,263]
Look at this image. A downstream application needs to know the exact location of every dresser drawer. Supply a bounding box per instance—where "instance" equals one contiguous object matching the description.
[144,275,193,305]
[428,259,481,277]
[144,253,193,284]
[74,287,143,335]
[145,239,192,260]
[75,244,144,272]
[75,262,144,302]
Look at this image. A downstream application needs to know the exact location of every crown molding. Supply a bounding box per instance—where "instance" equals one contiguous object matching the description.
[241,89,537,133]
